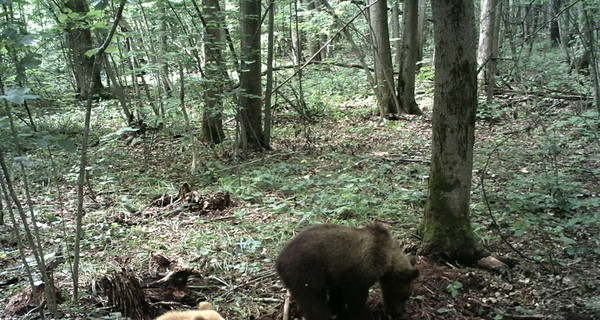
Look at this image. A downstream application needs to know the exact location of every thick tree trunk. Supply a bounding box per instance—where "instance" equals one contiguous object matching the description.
[368,0,399,119]
[201,0,226,144]
[64,0,104,99]
[419,0,482,263]
[239,0,268,150]
[397,0,423,115]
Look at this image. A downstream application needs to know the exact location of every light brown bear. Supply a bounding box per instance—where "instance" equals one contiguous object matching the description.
[155,302,224,320]
[276,224,418,320]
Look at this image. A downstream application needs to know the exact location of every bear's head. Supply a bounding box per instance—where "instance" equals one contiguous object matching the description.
[380,253,419,317]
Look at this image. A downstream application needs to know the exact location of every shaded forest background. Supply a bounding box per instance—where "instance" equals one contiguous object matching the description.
[0,0,599,319]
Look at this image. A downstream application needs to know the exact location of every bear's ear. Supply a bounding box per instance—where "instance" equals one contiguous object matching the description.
[408,254,417,266]
[198,302,214,311]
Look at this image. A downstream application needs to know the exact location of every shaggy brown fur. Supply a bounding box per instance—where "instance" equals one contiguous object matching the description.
[155,302,224,320]
[276,224,418,320]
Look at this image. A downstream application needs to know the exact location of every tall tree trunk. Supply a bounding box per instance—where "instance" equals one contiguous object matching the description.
[291,0,303,64]
[73,0,126,303]
[391,1,401,68]
[307,0,322,61]
[477,0,498,102]
[549,0,562,47]
[159,2,173,96]
[239,0,268,150]
[416,0,427,66]
[264,0,275,146]
[397,0,423,115]
[201,0,226,144]
[64,0,104,99]
[419,0,482,263]
[104,56,133,124]
[582,2,600,112]
[368,0,399,119]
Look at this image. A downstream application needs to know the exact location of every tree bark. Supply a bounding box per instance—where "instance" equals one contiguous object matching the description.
[419,0,482,263]
[549,0,562,47]
[477,0,498,102]
[264,0,275,146]
[391,1,401,68]
[291,0,303,64]
[307,0,322,61]
[416,0,427,66]
[159,3,173,96]
[397,0,423,115]
[201,0,226,144]
[64,0,104,99]
[239,0,268,150]
[582,2,600,112]
[368,0,399,119]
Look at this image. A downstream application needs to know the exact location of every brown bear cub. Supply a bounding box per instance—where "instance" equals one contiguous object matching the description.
[155,302,225,320]
[276,224,418,320]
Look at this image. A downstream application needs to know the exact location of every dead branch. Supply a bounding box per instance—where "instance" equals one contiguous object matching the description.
[268,61,375,73]
[282,290,290,320]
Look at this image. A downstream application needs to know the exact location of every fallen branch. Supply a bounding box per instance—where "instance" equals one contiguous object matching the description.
[546,285,578,298]
[282,290,290,320]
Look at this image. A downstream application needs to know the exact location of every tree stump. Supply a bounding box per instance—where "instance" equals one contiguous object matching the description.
[100,269,152,320]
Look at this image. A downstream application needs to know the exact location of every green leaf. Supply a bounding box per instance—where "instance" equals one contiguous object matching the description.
[0,87,39,105]
[58,13,69,23]
[557,237,577,245]
[105,44,118,54]
[436,308,453,313]
[85,48,100,57]
[86,9,103,18]
[3,95,23,104]
[92,21,108,29]
[57,138,77,153]
[35,138,50,149]
[0,117,9,130]
[44,214,60,223]
[445,281,463,297]
[19,34,35,46]
[21,53,42,68]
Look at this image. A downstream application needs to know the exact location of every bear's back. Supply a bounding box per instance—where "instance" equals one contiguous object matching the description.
[276,224,394,285]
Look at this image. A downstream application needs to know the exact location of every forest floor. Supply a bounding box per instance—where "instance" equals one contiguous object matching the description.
[0,92,599,320]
